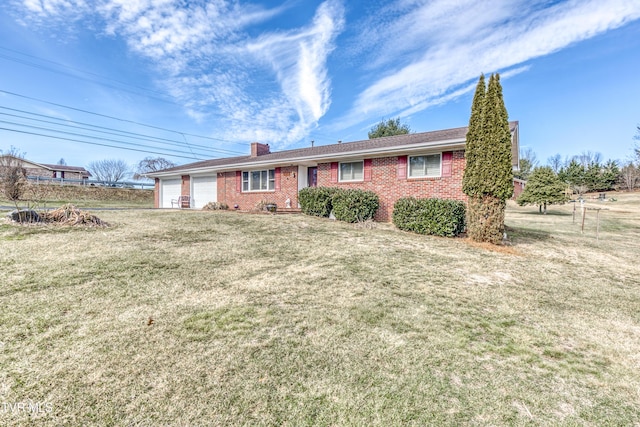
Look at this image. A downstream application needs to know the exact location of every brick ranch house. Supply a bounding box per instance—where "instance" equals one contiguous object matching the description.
[148,122,520,222]
[0,155,91,181]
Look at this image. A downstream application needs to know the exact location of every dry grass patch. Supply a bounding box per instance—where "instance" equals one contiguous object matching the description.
[1,193,639,425]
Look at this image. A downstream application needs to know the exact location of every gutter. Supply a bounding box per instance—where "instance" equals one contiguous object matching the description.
[148,138,467,178]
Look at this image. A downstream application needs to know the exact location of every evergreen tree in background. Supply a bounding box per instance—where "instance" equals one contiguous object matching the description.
[368,117,411,139]
[517,166,568,213]
[462,73,513,244]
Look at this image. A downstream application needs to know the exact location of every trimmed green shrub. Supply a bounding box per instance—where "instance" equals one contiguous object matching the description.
[393,197,466,237]
[331,189,379,223]
[298,187,338,217]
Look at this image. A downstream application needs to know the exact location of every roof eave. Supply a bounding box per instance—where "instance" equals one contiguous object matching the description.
[147,138,467,177]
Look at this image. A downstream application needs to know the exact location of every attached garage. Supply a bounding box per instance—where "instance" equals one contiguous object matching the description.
[191,175,217,208]
[160,178,181,208]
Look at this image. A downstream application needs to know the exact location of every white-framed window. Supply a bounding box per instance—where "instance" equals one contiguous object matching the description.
[408,154,441,178]
[339,161,364,182]
[242,169,275,192]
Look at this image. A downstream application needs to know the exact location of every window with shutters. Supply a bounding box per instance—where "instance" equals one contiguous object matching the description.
[241,169,275,192]
[339,161,364,182]
[408,154,441,178]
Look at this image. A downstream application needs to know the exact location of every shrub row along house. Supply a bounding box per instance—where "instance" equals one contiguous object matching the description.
[148,122,520,222]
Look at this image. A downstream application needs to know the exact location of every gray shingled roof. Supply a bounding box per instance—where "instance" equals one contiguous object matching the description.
[153,121,519,175]
[1,156,91,175]
[40,164,91,174]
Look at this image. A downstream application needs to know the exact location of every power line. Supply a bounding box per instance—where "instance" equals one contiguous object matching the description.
[0,89,250,145]
[0,127,209,160]
[0,45,183,105]
[0,106,245,155]
[0,119,216,158]
[0,52,178,106]
[0,46,168,95]
[0,48,348,150]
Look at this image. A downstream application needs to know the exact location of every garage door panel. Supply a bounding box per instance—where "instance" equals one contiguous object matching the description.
[160,178,181,208]
[192,176,217,208]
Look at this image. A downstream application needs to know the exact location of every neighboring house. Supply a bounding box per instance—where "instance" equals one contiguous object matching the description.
[0,155,91,181]
[38,163,92,181]
[148,122,520,222]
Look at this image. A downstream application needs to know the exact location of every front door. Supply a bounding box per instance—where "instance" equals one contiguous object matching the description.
[308,167,317,187]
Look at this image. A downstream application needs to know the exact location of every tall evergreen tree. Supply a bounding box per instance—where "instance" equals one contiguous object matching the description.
[483,74,513,200]
[462,73,513,244]
[462,74,485,197]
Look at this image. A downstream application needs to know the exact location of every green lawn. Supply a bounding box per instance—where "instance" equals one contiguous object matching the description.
[1,193,639,425]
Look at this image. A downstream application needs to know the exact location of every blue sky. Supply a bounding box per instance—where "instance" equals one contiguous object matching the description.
[0,0,639,171]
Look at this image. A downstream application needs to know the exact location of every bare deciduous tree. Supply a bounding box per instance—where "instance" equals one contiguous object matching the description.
[515,148,538,180]
[88,159,130,184]
[634,125,640,164]
[619,161,638,192]
[133,157,176,180]
[574,151,602,168]
[0,147,28,208]
[547,154,563,174]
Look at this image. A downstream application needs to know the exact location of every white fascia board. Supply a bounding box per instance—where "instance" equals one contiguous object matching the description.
[148,138,466,177]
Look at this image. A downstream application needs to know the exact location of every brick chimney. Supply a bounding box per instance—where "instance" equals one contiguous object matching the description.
[250,142,270,157]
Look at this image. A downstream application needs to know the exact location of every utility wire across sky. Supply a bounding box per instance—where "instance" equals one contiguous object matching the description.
[0,106,244,156]
[0,88,259,161]
[0,89,248,146]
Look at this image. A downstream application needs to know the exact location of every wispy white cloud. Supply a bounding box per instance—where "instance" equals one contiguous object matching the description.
[9,0,640,147]
[338,0,640,129]
[244,0,345,143]
[11,0,345,148]
[21,0,88,15]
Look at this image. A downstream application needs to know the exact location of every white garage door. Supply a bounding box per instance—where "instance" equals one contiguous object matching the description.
[191,175,217,208]
[160,178,181,208]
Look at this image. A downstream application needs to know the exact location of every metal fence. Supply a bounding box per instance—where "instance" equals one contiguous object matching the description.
[27,175,154,190]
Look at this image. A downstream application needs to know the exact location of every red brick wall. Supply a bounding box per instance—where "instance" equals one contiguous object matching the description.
[250,142,271,157]
[218,166,299,211]
[154,178,160,208]
[154,150,526,221]
[316,151,467,222]
[181,175,190,197]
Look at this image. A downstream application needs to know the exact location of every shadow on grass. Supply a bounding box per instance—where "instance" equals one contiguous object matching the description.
[516,210,572,217]
[505,225,553,244]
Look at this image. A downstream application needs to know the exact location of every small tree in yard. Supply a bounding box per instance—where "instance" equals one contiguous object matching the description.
[517,166,568,213]
[462,73,513,244]
[0,147,28,208]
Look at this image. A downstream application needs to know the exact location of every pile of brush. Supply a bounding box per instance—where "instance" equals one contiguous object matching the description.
[40,204,109,227]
